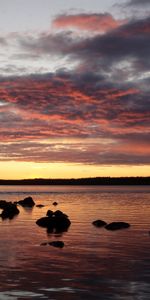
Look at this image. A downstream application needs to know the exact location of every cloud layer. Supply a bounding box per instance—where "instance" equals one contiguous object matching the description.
[0,4,149,167]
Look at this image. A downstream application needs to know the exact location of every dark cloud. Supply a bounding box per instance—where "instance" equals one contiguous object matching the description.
[16,16,150,82]
[0,138,149,165]
[0,70,149,166]
[127,0,150,6]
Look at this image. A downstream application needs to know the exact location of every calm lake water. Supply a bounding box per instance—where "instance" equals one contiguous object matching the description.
[0,185,150,300]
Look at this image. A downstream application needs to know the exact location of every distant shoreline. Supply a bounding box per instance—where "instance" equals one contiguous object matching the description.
[0,177,149,185]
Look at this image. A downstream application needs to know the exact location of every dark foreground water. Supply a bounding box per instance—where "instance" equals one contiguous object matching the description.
[0,185,150,300]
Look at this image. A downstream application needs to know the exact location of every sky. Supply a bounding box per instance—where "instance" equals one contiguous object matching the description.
[0,0,149,179]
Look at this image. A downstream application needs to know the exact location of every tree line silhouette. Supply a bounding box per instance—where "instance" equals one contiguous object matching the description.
[0,177,149,185]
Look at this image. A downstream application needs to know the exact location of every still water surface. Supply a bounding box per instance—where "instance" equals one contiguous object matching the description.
[0,185,150,299]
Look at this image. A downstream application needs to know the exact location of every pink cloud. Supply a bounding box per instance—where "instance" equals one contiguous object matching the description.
[53,13,123,33]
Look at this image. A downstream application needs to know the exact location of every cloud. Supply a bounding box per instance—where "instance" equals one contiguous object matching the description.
[0,10,149,167]
[126,0,150,6]
[16,15,150,81]
[0,37,7,46]
[0,70,149,166]
[53,13,123,33]
[0,137,149,165]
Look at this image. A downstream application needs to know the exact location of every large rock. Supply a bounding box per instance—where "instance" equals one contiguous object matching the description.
[17,196,35,207]
[105,222,130,230]
[0,200,8,209]
[36,210,71,233]
[0,202,20,219]
[92,220,107,227]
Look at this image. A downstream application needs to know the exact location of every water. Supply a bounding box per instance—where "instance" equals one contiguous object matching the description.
[0,185,150,300]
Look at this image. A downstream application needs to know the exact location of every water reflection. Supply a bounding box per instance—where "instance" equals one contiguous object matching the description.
[0,186,150,299]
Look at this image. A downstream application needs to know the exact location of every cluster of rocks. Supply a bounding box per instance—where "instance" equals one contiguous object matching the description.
[0,197,35,219]
[92,219,130,230]
[1,196,132,248]
[36,209,71,233]
[0,200,19,219]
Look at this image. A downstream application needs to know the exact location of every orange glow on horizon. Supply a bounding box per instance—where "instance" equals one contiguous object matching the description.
[0,161,149,180]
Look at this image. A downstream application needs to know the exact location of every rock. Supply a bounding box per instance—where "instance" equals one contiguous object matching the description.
[105,222,130,231]
[53,201,58,206]
[36,210,71,233]
[0,200,8,209]
[17,196,35,207]
[46,210,53,217]
[36,204,45,208]
[0,202,20,219]
[48,241,64,248]
[36,217,53,228]
[54,210,68,218]
[92,220,107,227]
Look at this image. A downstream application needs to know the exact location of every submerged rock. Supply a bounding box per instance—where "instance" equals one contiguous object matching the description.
[105,222,130,231]
[36,204,45,208]
[17,196,35,207]
[92,220,107,227]
[36,210,71,233]
[0,202,20,219]
[49,241,64,248]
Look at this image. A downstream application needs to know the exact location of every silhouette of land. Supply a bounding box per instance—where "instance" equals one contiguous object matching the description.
[0,177,149,185]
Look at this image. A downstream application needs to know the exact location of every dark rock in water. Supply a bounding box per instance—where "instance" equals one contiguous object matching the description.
[46,210,53,217]
[53,201,58,206]
[0,200,8,209]
[92,220,107,227]
[54,210,68,218]
[0,202,20,219]
[36,216,53,228]
[36,204,45,208]
[48,241,64,248]
[105,222,130,231]
[17,196,35,207]
[36,210,71,233]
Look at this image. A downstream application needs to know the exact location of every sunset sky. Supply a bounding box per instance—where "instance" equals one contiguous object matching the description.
[0,0,149,179]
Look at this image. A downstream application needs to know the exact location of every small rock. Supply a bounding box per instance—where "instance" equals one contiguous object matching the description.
[105,222,130,231]
[17,196,35,207]
[36,204,45,208]
[46,210,53,217]
[53,201,58,206]
[53,210,68,218]
[92,220,107,227]
[48,241,64,248]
